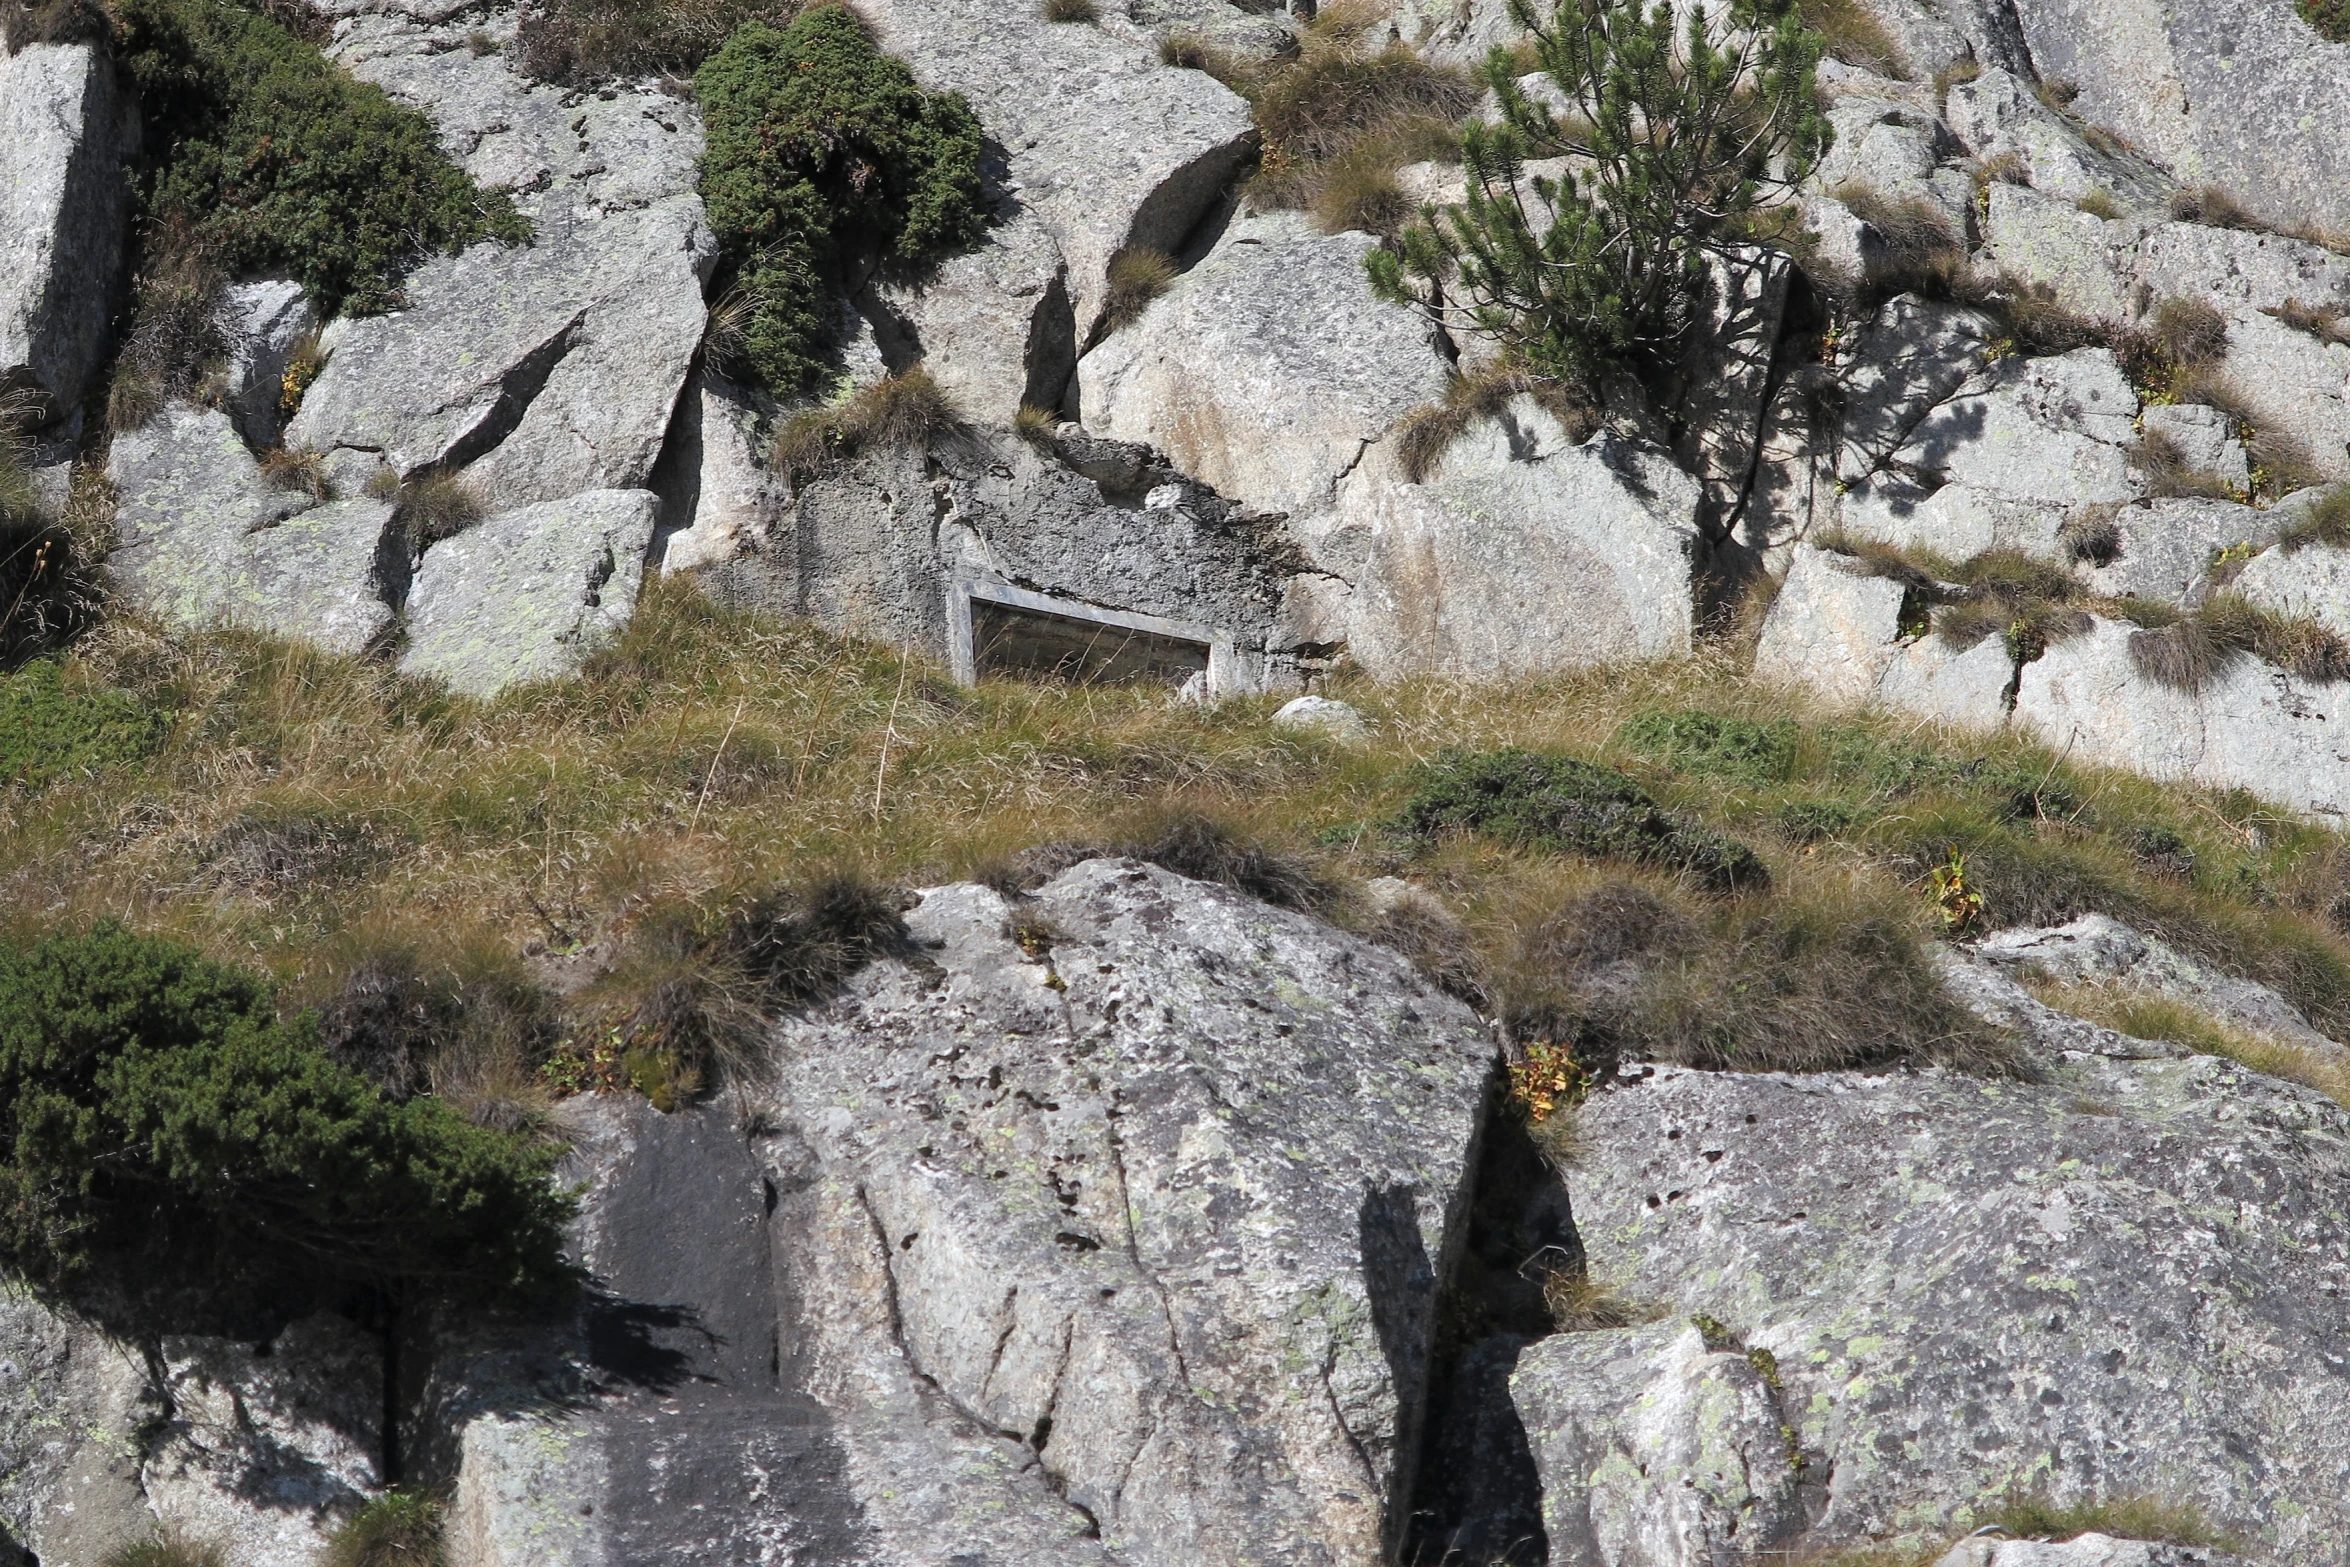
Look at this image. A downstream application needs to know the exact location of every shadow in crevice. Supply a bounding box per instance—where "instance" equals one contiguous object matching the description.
[1400,1100,1580,1567]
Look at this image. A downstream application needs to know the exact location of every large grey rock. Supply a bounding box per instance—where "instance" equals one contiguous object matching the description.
[0,43,135,420]
[2139,402,2249,492]
[761,859,1495,1567]
[650,369,783,576]
[2014,614,2350,820]
[2004,0,2350,237]
[398,488,658,697]
[2075,497,2277,606]
[848,0,1257,338]
[2233,540,2350,640]
[106,406,398,656]
[1983,184,2350,482]
[1813,98,1970,228]
[221,279,319,452]
[142,1316,383,1567]
[1944,66,2172,215]
[1754,543,2015,728]
[1836,295,1998,484]
[1671,247,1793,542]
[1975,913,2349,1061]
[330,10,703,222]
[0,1286,157,1567]
[1892,348,2140,509]
[1078,211,1449,522]
[1514,1318,1807,1567]
[285,198,717,512]
[865,206,1076,427]
[1515,1049,2350,1562]
[1336,402,1700,680]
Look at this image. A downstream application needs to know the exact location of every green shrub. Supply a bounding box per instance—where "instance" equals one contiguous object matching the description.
[0,662,165,790]
[1368,0,1829,383]
[102,1531,227,1567]
[1396,746,1769,893]
[114,0,528,316]
[0,923,572,1301]
[325,1490,443,1567]
[2299,0,2350,44]
[1617,708,1797,784]
[695,10,986,395]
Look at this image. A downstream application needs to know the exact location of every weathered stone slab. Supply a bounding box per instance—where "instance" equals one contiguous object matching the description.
[2013,614,2350,820]
[107,406,397,656]
[866,206,1075,427]
[1518,1052,2350,1560]
[143,1316,383,1567]
[1945,66,2172,215]
[1338,402,1700,680]
[1753,543,1912,705]
[763,859,1495,1567]
[286,198,716,512]
[2076,497,2276,606]
[398,488,658,698]
[2005,0,2350,236]
[0,1285,157,1567]
[2234,540,2350,641]
[650,369,783,575]
[0,43,136,420]
[221,279,319,452]
[848,0,1256,337]
[1078,211,1449,522]
[1893,348,2138,509]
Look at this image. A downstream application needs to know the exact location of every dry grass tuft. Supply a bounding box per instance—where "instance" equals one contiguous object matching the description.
[2028,980,2350,1109]
[1246,35,1478,236]
[2277,485,2350,552]
[1800,0,1908,76]
[1013,403,1061,447]
[515,0,789,83]
[2149,295,2229,367]
[2,0,111,46]
[772,370,963,486]
[2268,296,2350,346]
[2132,429,2238,500]
[101,1531,229,1567]
[107,236,230,434]
[1986,1490,2226,1548]
[1392,362,1600,482]
[1096,248,1180,336]
[2128,593,2350,690]
[1542,1270,1658,1332]
[1041,0,1097,21]
[259,447,333,503]
[1158,31,1258,92]
[400,472,486,548]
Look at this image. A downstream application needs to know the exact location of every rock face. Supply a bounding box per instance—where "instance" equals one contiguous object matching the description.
[0,1286,156,1567]
[399,489,658,698]
[1337,404,1701,681]
[865,207,1076,428]
[848,0,1257,339]
[430,859,1495,1567]
[2013,616,2350,821]
[2002,0,2350,237]
[761,859,1495,1566]
[285,198,717,512]
[1517,1042,2350,1562]
[1752,544,2014,728]
[1077,212,1449,523]
[107,406,398,657]
[0,42,136,420]
[2233,541,2350,640]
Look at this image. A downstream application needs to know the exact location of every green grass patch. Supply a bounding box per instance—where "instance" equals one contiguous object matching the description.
[324,1489,443,1567]
[1986,1491,2224,1547]
[1617,708,1798,784]
[0,661,167,791]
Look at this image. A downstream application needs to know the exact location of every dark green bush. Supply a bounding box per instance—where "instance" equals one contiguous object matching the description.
[0,662,166,790]
[1617,708,1797,784]
[0,923,571,1301]
[114,0,528,315]
[2301,0,2350,44]
[1396,746,1769,893]
[695,9,986,394]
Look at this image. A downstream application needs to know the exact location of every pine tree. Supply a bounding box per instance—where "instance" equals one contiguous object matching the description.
[1368,0,1830,384]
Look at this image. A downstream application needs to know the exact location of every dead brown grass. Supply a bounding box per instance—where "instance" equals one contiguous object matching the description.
[771,369,963,486]
[1095,248,1179,336]
[1246,36,1478,236]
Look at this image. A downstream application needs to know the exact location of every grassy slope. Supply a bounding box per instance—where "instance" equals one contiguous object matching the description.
[8,577,2350,1119]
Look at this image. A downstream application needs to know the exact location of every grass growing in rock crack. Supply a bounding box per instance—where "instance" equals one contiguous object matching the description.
[324,1490,443,1567]
[1244,29,1479,237]
[2276,485,2350,552]
[14,583,2350,1121]
[1985,1491,2225,1547]
[2025,980,2350,1109]
[770,370,964,487]
[102,1533,228,1567]
[1390,361,1601,481]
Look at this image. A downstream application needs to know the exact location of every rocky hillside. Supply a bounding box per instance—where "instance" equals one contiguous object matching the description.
[7,0,2350,1562]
